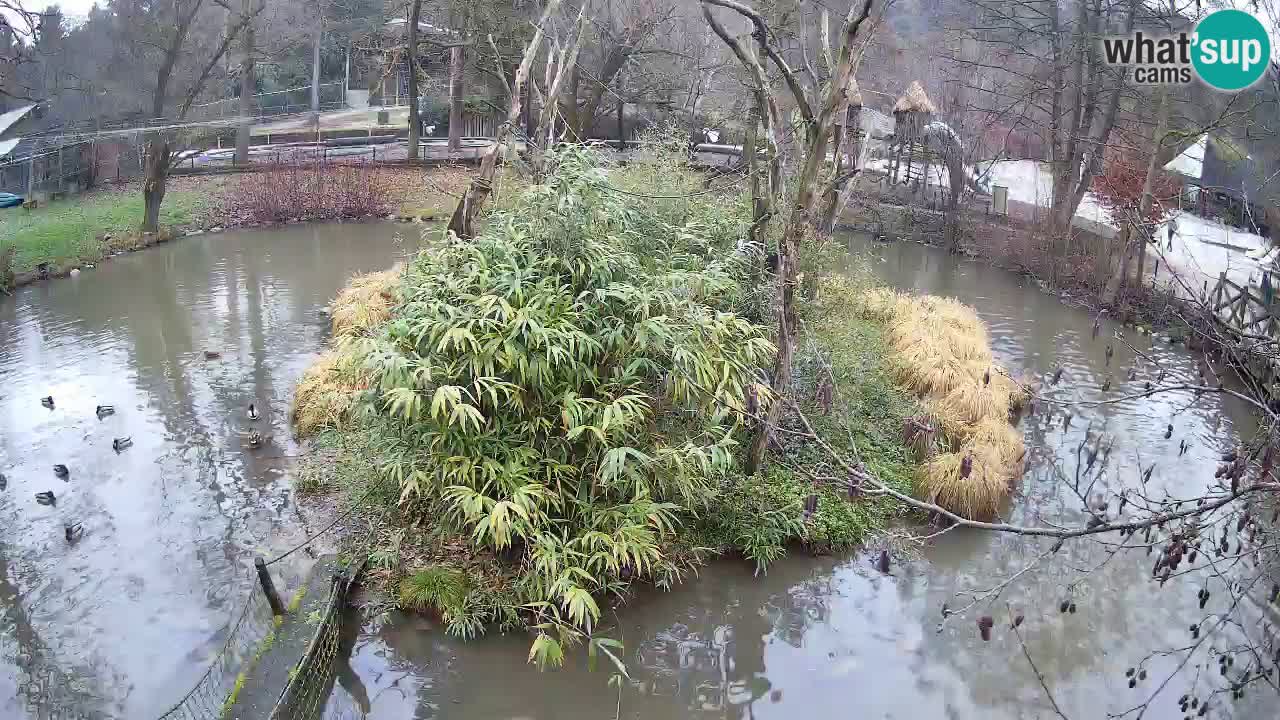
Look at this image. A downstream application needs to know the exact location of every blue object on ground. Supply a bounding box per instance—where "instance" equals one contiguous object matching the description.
[0,192,23,208]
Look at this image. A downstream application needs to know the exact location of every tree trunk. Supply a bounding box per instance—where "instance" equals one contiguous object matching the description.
[448,45,464,152]
[406,0,421,160]
[560,64,581,139]
[743,99,761,244]
[142,136,171,233]
[310,7,322,113]
[523,75,534,142]
[448,0,563,238]
[1102,88,1169,307]
[818,123,844,234]
[615,92,624,149]
[234,0,255,165]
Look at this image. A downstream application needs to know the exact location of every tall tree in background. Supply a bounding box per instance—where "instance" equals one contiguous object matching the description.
[949,0,1134,238]
[407,0,423,158]
[310,0,324,113]
[126,0,264,231]
[235,0,257,164]
[447,39,463,150]
[559,0,676,140]
[0,1,42,104]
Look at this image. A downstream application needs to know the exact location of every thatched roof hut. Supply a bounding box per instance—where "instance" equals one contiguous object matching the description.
[836,75,864,127]
[893,81,936,113]
[892,81,935,142]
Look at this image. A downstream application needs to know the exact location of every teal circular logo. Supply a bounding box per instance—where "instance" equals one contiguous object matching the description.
[1192,9,1271,91]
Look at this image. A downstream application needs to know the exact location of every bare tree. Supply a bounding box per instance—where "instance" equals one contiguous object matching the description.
[558,0,679,140]
[446,0,566,238]
[0,0,42,103]
[700,0,874,474]
[130,0,264,232]
[946,0,1134,238]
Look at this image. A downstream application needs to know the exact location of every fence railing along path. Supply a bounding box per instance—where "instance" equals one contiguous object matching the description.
[1208,271,1280,397]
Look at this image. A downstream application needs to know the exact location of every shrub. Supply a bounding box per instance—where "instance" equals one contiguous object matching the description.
[354,145,772,663]
[1093,153,1181,228]
[227,161,392,224]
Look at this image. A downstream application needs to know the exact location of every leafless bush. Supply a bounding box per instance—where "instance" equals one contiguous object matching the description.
[227,161,392,224]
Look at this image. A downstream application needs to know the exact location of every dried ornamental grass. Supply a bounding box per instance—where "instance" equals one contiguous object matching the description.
[292,347,371,435]
[918,445,1008,520]
[330,265,402,338]
[854,286,1026,520]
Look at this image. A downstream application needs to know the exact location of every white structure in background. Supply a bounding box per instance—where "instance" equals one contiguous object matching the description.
[0,104,37,162]
[1165,133,1206,181]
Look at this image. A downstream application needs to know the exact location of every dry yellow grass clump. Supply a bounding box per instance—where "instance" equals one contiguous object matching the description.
[292,265,403,435]
[854,289,1029,520]
[292,347,372,435]
[329,265,402,337]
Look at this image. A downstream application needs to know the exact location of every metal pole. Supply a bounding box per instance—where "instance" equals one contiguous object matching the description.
[255,557,285,616]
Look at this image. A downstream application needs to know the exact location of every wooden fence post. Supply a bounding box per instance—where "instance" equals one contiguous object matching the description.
[255,557,285,616]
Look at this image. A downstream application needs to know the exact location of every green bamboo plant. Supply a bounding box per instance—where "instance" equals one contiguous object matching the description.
[355,146,773,665]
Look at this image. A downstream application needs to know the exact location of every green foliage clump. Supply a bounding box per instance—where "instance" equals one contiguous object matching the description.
[693,270,924,571]
[356,145,772,661]
[399,566,468,614]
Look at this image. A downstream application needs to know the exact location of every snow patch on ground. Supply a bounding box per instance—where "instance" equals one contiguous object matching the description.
[865,156,1273,293]
[983,160,1272,292]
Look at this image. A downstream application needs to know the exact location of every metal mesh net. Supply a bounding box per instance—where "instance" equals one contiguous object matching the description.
[155,572,278,720]
[270,568,365,720]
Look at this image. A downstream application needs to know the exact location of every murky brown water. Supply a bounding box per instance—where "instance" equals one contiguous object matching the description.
[0,222,418,719]
[337,236,1274,720]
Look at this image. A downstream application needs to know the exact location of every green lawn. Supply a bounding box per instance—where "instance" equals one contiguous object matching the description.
[0,185,208,276]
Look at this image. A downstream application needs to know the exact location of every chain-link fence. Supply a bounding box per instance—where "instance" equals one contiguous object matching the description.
[0,140,100,196]
[149,559,368,720]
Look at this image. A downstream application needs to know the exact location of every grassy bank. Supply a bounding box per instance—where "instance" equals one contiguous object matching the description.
[0,166,471,290]
[0,181,212,278]
[289,142,1021,666]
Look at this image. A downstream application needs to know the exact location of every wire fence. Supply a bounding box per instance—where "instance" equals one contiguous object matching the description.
[190,83,348,122]
[269,563,367,720]
[155,582,279,720]
[151,491,376,720]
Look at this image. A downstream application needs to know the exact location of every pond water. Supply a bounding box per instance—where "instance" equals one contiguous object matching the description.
[0,222,419,719]
[337,236,1273,720]
[1,225,1272,720]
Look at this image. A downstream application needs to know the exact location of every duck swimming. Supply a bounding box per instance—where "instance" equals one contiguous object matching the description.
[0,473,6,490]
[247,403,260,421]
[246,429,264,448]
[96,404,115,418]
[41,396,54,409]
[35,491,55,505]
[112,437,133,452]
[53,464,69,479]
[65,523,83,543]
[203,350,221,360]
